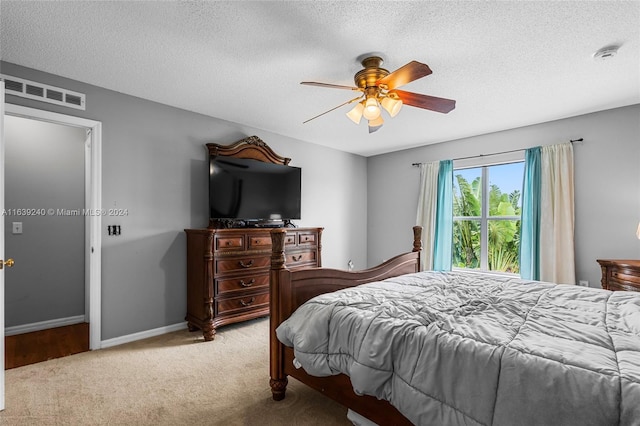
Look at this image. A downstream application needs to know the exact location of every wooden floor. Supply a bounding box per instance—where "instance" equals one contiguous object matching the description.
[5,323,89,369]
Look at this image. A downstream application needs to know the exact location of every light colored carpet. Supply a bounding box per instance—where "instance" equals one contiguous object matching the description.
[0,318,352,425]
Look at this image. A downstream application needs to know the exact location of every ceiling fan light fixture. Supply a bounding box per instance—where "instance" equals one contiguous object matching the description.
[362,97,381,120]
[300,55,456,132]
[381,96,403,117]
[368,115,384,133]
[346,102,364,124]
[368,115,384,126]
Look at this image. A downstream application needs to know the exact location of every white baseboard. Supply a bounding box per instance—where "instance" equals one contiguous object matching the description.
[5,318,188,350]
[100,322,188,349]
[5,315,86,336]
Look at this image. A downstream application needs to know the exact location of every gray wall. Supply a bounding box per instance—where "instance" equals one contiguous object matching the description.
[5,58,637,341]
[4,115,86,326]
[367,104,640,287]
[1,61,368,340]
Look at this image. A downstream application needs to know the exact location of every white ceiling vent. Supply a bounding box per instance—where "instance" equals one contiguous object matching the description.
[1,74,86,110]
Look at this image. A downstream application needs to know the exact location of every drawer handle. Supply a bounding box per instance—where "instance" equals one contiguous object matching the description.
[240,297,255,307]
[239,279,255,287]
[238,260,254,268]
[292,255,302,262]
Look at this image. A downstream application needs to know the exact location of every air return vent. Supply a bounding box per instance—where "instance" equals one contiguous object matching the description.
[1,74,86,110]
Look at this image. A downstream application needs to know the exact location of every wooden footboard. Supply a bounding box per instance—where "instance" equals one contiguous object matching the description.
[269,226,422,425]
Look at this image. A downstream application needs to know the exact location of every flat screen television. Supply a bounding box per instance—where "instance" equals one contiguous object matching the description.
[209,156,301,226]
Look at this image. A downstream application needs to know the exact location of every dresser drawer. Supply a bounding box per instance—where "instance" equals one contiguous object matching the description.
[286,250,317,267]
[597,259,640,292]
[607,281,640,292]
[216,274,270,295]
[248,234,272,250]
[216,292,269,315]
[610,268,640,286]
[216,255,270,274]
[215,235,245,251]
[297,232,316,245]
[609,267,640,292]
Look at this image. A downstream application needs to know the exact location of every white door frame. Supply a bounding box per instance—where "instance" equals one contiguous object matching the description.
[1,80,7,411]
[5,104,102,351]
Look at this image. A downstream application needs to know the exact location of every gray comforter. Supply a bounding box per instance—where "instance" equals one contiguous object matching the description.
[276,271,640,426]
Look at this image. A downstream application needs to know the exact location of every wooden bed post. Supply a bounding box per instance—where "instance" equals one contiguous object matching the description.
[412,226,423,254]
[269,228,288,400]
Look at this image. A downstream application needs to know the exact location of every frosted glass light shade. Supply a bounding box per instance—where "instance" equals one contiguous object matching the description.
[368,115,384,127]
[346,102,364,124]
[368,115,384,133]
[636,222,640,239]
[362,97,381,120]
[381,96,403,117]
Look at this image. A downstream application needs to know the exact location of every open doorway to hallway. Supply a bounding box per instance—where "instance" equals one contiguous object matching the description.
[4,115,88,367]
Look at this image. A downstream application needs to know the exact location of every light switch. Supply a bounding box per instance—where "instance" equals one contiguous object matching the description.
[12,222,23,234]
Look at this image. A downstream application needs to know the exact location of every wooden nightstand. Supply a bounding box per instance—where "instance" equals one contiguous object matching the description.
[596,259,640,292]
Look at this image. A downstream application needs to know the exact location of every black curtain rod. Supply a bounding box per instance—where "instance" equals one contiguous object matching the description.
[411,138,583,167]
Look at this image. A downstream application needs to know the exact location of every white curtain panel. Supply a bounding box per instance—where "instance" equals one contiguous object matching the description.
[416,162,440,270]
[540,143,576,284]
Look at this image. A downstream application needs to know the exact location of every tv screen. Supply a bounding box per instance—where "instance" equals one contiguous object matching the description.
[209,156,301,223]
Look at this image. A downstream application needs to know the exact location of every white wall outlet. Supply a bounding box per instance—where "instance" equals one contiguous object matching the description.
[12,222,23,234]
[579,280,589,287]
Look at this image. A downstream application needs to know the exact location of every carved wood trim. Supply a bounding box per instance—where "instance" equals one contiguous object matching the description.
[270,229,287,270]
[412,226,423,253]
[206,135,291,165]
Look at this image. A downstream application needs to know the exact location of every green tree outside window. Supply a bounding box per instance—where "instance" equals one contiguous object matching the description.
[453,163,523,274]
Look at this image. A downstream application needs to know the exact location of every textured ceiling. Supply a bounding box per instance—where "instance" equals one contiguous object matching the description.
[1,1,639,157]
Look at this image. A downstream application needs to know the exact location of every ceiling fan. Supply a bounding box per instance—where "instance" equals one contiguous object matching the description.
[301,56,456,133]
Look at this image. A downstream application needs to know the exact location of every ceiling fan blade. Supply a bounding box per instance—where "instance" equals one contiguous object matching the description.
[377,61,432,90]
[391,89,456,114]
[301,81,361,91]
[303,96,363,124]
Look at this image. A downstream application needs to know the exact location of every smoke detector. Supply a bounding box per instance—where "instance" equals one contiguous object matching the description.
[593,45,620,61]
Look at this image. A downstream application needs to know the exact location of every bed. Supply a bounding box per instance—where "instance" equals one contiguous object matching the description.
[268,227,640,426]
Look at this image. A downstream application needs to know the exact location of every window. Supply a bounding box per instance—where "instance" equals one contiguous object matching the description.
[452,161,524,274]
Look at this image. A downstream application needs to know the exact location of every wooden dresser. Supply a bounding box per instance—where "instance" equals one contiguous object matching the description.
[596,259,640,292]
[185,227,322,340]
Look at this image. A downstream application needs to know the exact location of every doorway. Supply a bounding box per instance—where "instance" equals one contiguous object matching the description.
[4,115,86,367]
[3,105,102,361]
